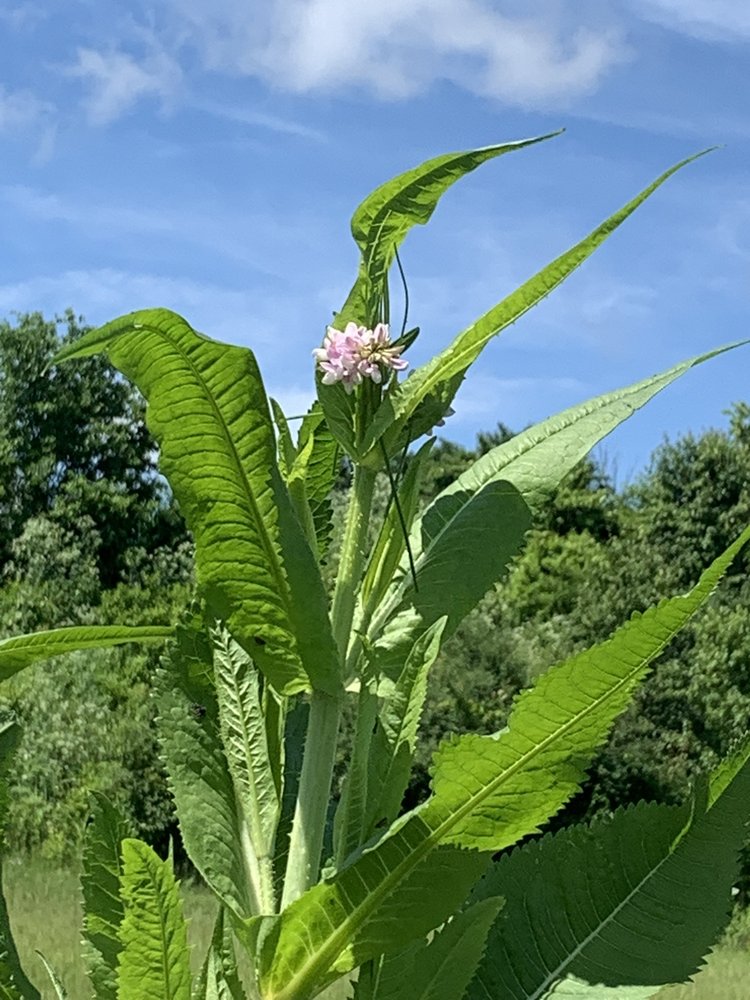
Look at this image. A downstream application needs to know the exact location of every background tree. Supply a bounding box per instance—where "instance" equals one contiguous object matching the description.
[0,311,185,591]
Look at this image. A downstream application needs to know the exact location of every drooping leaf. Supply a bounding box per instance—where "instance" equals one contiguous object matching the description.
[55,309,339,696]
[33,954,67,1000]
[260,528,750,1000]
[336,133,561,330]
[467,736,750,1000]
[212,625,278,914]
[320,133,560,453]
[360,150,715,459]
[80,794,131,1000]
[373,897,503,1000]
[117,839,191,1000]
[0,625,173,681]
[156,627,257,921]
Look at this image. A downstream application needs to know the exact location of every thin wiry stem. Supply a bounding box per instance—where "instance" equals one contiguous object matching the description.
[380,437,418,592]
[395,247,410,338]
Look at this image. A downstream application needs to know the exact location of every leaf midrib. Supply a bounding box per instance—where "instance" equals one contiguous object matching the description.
[118,321,297,627]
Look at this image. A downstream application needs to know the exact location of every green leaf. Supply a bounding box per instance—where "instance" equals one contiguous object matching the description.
[359,438,433,617]
[260,528,750,1000]
[373,897,503,1000]
[273,699,309,895]
[261,842,488,1000]
[361,150,715,459]
[156,633,258,921]
[212,625,278,914]
[55,308,339,696]
[0,625,173,681]
[193,908,245,1000]
[468,737,750,999]
[271,398,298,478]
[332,677,380,867]
[320,133,560,453]
[336,132,561,330]
[81,795,131,1000]
[366,481,531,679]
[117,839,191,1000]
[374,339,750,646]
[364,618,447,838]
[430,339,750,518]
[33,954,67,1000]
[293,404,340,559]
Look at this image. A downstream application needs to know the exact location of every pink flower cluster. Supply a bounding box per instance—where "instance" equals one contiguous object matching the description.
[314,322,408,394]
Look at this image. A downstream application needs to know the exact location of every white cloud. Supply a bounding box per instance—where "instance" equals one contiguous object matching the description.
[67,46,182,125]
[631,0,750,41]
[168,0,627,106]
[0,84,50,132]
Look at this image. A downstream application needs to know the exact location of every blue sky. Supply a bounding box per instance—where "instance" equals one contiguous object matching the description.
[1,0,749,483]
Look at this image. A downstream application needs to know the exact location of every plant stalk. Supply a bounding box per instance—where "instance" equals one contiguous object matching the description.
[281,465,376,907]
[280,688,341,909]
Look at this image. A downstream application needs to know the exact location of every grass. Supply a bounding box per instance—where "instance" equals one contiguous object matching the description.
[3,858,749,999]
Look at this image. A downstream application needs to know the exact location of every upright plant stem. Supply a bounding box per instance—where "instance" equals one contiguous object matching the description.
[280,688,341,909]
[281,465,376,908]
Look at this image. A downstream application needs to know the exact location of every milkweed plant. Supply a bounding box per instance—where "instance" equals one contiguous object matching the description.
[1,132,749,1000]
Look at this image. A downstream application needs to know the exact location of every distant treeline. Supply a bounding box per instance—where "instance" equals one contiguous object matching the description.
[1,312,748,900]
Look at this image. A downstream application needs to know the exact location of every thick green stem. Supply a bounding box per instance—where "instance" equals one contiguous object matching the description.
[281,467,377,908]
[280,689,342,909]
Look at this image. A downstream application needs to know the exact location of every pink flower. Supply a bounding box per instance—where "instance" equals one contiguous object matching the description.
[314,321,408,393]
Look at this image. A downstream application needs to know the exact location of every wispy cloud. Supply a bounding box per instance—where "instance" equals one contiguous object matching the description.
[193,100,327,141]
[0,84,51,132]
[0,183,333,278]
[168,0,628,106]
[0,3,46,31]
[66,46,182,125]
[631,0,750,42]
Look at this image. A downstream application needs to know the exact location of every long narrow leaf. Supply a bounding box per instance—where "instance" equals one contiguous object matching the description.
[372,340,749,640]
[55,309,339,696]
[361,150,715,458]
[260,527,750,1000]
[0,625,173,681]
[336,133,561,329]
